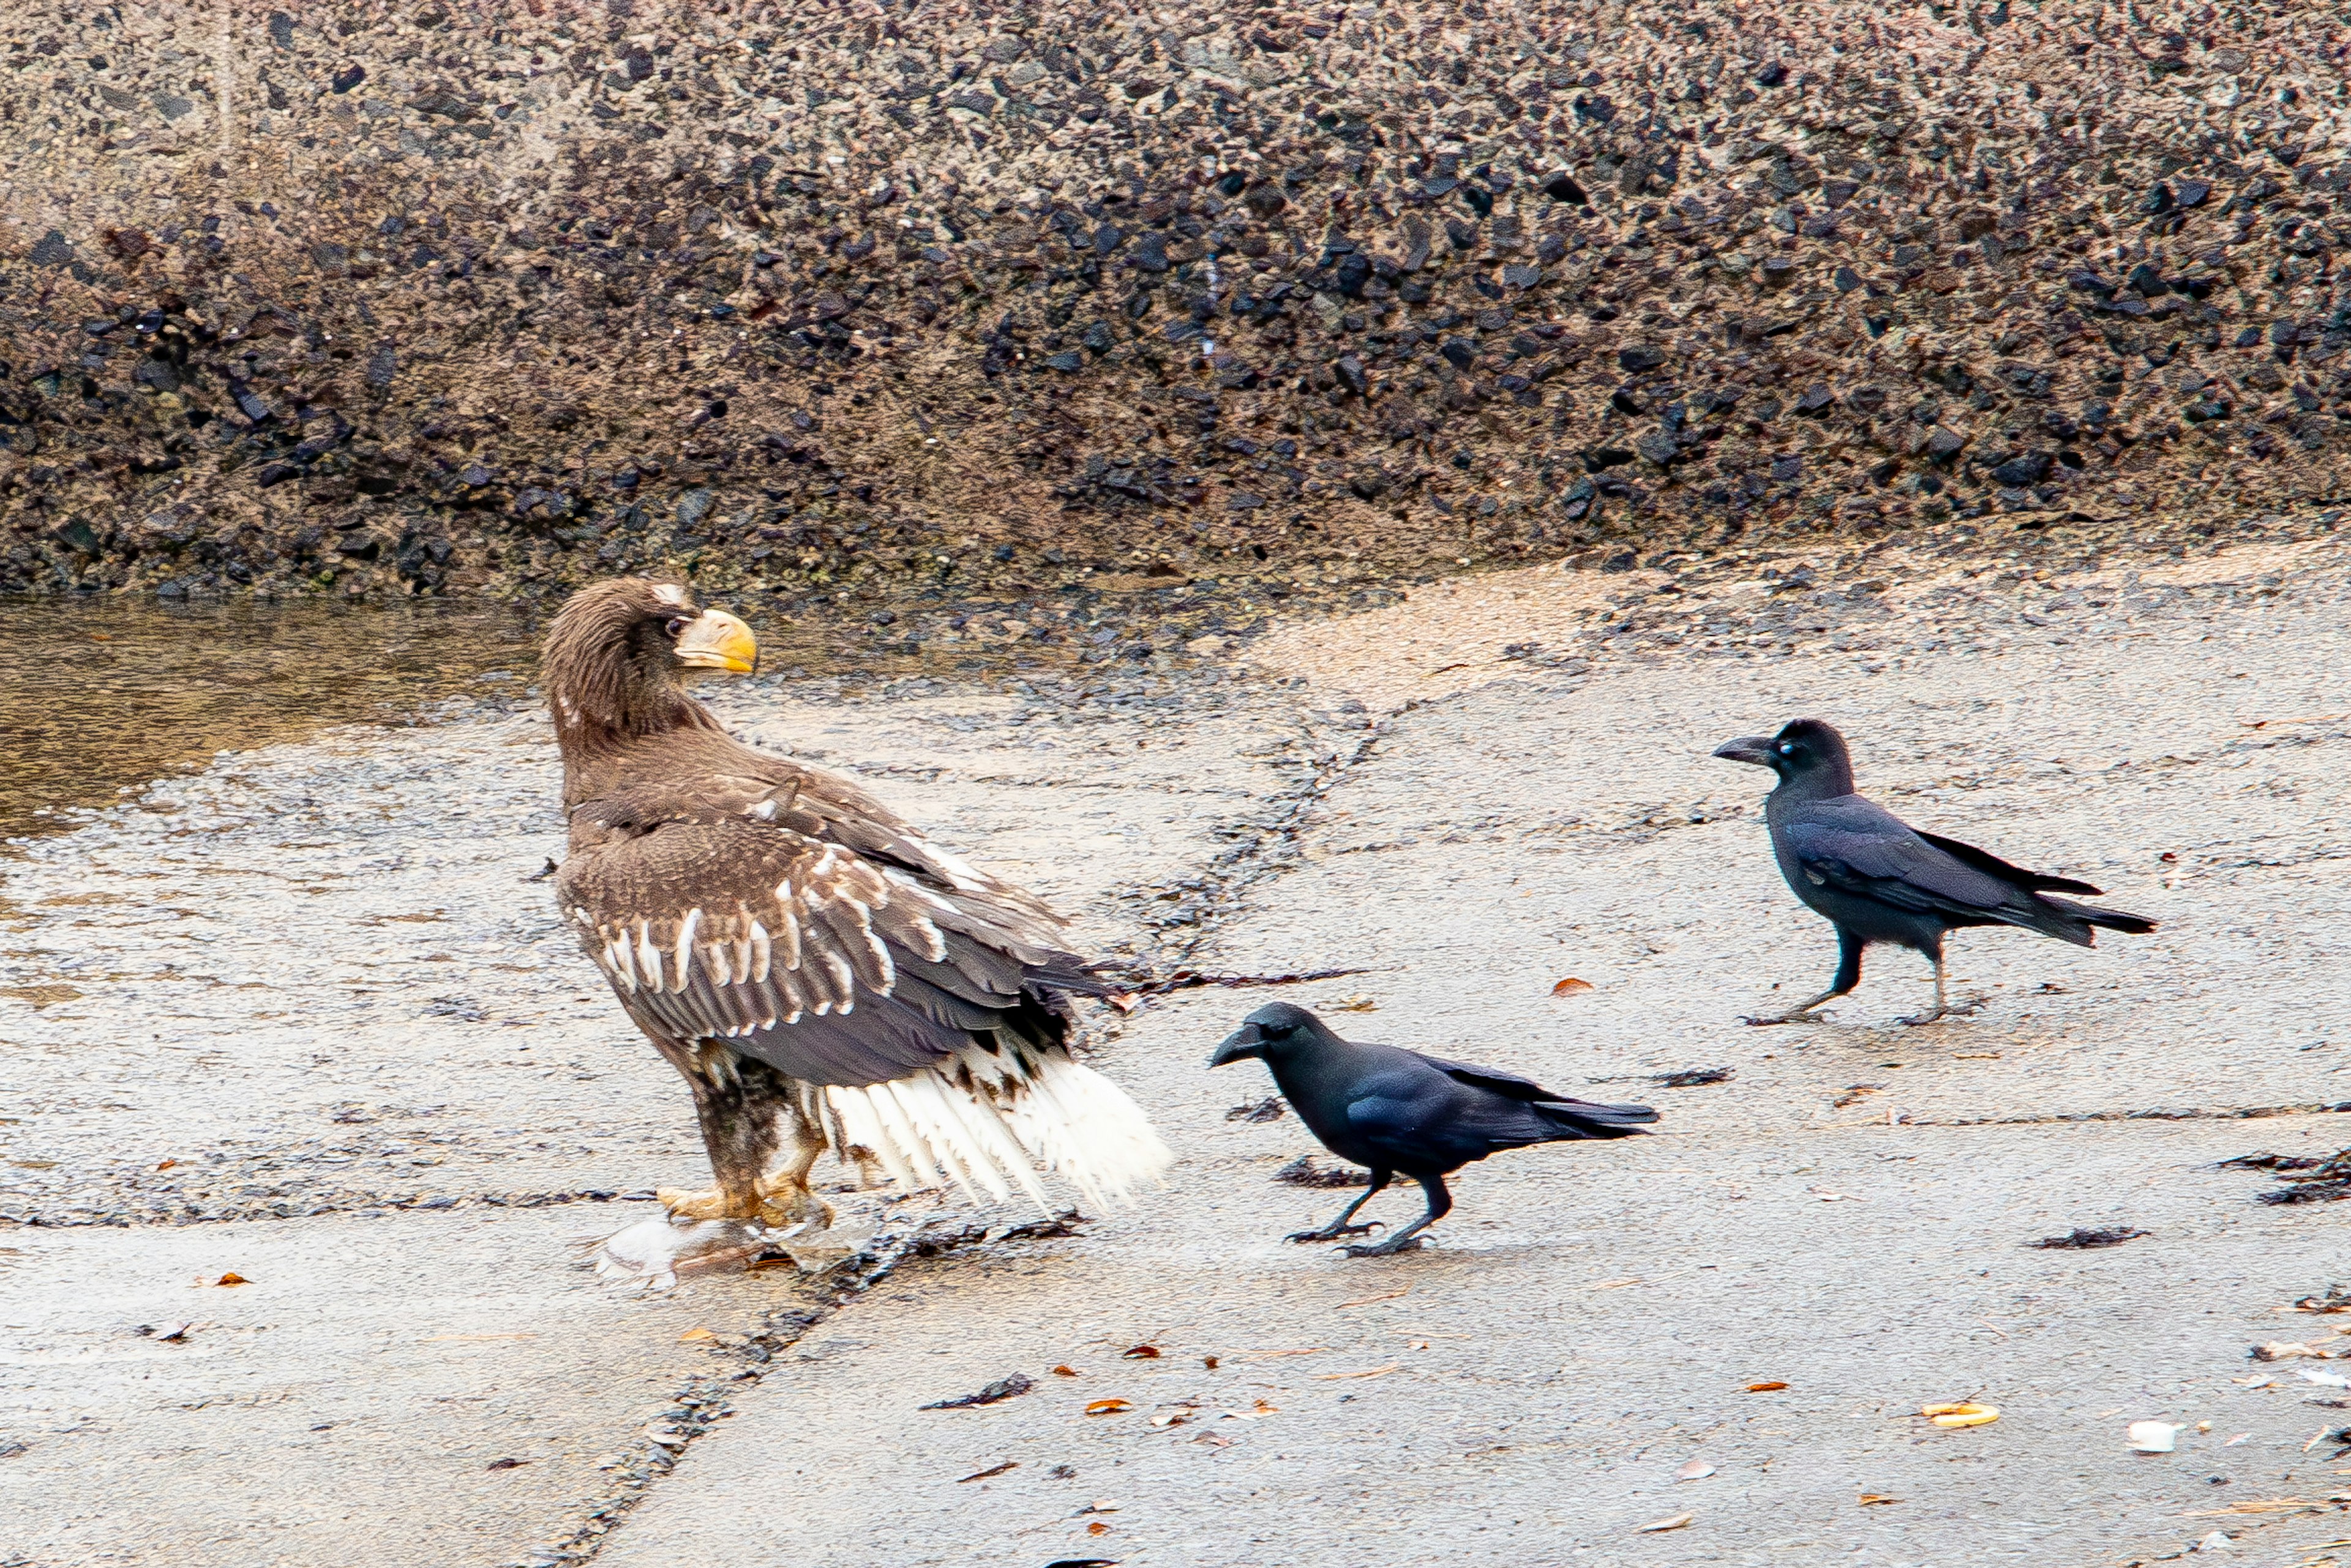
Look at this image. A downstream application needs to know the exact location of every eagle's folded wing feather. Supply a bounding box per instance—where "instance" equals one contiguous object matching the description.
[557,809,1081,1086]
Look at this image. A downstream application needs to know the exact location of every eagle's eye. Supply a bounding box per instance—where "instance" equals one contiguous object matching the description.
[664,616,688,638]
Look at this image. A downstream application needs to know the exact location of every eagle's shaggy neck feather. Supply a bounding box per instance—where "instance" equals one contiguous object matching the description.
[543,585,728,772]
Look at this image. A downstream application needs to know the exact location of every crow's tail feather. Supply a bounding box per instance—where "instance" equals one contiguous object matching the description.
[1533,1098,1660,1141]
[2036,895,2158,939]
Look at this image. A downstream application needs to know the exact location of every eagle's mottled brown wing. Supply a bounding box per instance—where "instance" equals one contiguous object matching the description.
[556,794,1098,1087]
[593,730,1074,946]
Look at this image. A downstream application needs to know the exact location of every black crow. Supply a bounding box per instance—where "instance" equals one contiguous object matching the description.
[1713,718,2156,1026]
[1209,1003,1659,1256]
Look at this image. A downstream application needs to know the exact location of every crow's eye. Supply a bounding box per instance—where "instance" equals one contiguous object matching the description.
[664,616,688,637]
[1777,742,1795,755]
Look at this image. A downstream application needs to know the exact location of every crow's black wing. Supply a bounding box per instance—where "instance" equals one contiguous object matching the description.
[1780,798,2021,917]
[1417,1052,1655,1127]
[1415,1052,1561,1103]
[1910,828,2105,896]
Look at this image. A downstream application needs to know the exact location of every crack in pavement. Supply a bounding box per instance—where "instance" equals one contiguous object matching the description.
[535,1211,1087,1568]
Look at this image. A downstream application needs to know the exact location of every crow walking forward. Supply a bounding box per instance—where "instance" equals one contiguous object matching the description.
[1712,718,2157,1026]
[1210,1003,1657,1256]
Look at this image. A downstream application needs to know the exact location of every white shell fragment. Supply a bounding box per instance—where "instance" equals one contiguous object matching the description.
[2126,1420,2180,1453]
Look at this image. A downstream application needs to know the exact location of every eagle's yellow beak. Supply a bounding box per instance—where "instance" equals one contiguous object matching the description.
[673,609,758,673]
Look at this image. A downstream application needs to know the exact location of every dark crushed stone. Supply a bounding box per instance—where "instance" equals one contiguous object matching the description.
[4,2,2346,612]
[1273,1155,1371,1189]
[2028,1226,2150,1250]
[920,1372,1035,1410]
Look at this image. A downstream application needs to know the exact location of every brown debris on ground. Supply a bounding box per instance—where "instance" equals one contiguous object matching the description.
[1,1,2346,609]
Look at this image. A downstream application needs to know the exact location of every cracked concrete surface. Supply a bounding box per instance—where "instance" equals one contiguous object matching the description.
[4,535,2349,1567]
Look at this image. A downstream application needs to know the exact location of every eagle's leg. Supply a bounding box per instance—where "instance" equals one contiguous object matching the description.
[1285,1169,1391,1243]
[748,1106,837,1232]
[657,1049,809,1224]
[1341,1175,1452,1258]
[596,1053,809,1289]
[1744,928,1864,1026]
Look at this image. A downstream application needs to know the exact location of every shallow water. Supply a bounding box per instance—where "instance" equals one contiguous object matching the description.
[0,596,543,844]
[0,591,1106,845]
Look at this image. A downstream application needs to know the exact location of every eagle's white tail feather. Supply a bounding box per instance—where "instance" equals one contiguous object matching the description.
[823,1045,1172,1215]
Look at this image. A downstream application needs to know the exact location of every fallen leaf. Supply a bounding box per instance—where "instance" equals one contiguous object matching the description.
[1324,992,1379,1011]
[1201,1356,1219,1370]
[1122,1345,1161,1359]
[1676,1460,1715,1481]
[1745,1381,1790,1393]
[2225,1432,2255,1446]
[156,1158,179,1171]
[1147,1411,1191,1428]
[1084,1398,1133,1416]
[1052,1365,1081,1377]
[485,1457,530,1471]
[677,1327,716,1343]
[1858,1493,1899,1506]
[1550,977,1595,996]
[2254,1341,2330,1361]
[212,1272,249,1287]
[1336,1288,1411,1310]
[1087,1521,1112,1537]
[1637,1512,1693,1532]
[1923,1403,2000,1428]
[957,1461,1018,1484]
[1217,1399,1281,1420]
[1953,1052,2003,1060]
[1314,1364,1401,1381]
[1106,992,1141,1014]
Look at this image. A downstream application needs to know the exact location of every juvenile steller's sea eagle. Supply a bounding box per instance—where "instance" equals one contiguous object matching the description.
[544,579,1170,1272]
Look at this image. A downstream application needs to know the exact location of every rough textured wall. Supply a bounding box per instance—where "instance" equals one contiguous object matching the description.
[2,0,2347,604]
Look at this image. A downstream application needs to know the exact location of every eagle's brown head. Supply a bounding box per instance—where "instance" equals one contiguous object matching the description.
[543,579,759,740]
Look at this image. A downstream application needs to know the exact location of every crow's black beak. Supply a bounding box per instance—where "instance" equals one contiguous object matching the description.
[1209,1023,1266,1067]
[1712,735,1777,767]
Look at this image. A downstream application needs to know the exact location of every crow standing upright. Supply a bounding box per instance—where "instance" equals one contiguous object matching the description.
[1712,718,2157,1026]
[1210,1003,1658,1257]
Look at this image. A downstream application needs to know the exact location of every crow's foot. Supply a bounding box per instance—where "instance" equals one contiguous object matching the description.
[1740,1005,1831,1027]
[1340,1234,1428,1259]
[1897,996,1984,1027]
[1285,1222,1378,1244]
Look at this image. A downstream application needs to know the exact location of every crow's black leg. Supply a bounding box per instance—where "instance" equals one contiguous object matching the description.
[1898,940,1983,1026]
[1343,1175,1452,1258]
[1744,926,1864,1026]
[1286,1169,1392,1243]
